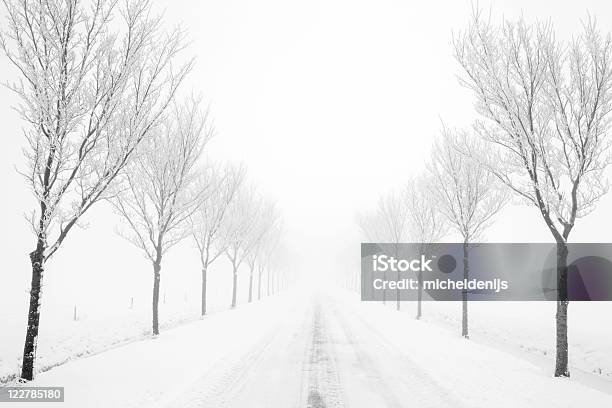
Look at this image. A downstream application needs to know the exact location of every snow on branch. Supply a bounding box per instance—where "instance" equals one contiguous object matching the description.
[111,95,211,262]
[1,0,194,260]
[454,9,612,242]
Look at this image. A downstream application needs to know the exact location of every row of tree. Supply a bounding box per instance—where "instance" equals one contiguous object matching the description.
[358,127,502,332]
[110,97,283,335]
[359,10,612,378]
[1,0,284,381]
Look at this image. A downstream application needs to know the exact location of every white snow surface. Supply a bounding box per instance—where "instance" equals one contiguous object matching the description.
[7,287,612,408]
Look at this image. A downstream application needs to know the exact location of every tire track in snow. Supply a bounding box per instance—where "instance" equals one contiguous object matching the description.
[165,323,280,408]
[301,299,345,408]
[161,300,305,408]
[327,303,404,408]
[161,292,465,408]
[329,298,467,408]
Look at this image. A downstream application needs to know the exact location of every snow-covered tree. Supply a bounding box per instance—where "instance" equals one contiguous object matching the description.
[265,241,288,296]
[257,221,283,300]
[405,175,447,320]
[245,200,280,303]
[454,11,612,375]
[0,0,192,380]
[189,164,244,315]
[357,192,410,244]
[112,97,210,335]
[358,191,410,309]
[427,127,505,338]
[221,187,261,308]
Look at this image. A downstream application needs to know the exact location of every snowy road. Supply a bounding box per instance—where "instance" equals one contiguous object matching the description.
[162,292,464,408]
[20,288,612,408]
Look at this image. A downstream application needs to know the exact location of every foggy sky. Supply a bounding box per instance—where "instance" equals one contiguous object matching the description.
[2,0,612,321]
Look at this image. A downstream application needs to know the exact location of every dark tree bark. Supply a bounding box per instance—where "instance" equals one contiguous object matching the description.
[555,242,570,377]
[21,242,45,381]
[201,266,207,316]
[462,241,469,338]
[152,260,162,335]
[537,195,571,377]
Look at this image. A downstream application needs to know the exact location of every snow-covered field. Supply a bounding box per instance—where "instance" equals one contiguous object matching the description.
[5,287,612,408]
[412,301,612,379]
[0,299,202,383]
[0,243,247,383]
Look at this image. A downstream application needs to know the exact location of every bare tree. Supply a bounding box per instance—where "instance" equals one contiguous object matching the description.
[427,127,505,338]
[454,11,612,376]
[405,175,447,320]
[221,187,260,309]
[245,200,279,303]
[358,191,410,309]
[112,97,210,335]
[357,193,409,244]
[379,191,410,311]
[189,164,244,316]
[0,0,192,380]
[265,247,287,297]
[257,220,282,301]
[356,211,386,302]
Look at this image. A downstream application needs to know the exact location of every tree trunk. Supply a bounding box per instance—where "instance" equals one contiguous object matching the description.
[416,269,423,320]
[257,267,262,301]
[396,269,401,311]
[152,261,161,335]
[394,246,400,310]
[248,266,254,303]
[231,265,238,309]
[201,266,207,316]
[555,242,570,377]
[21,245,45,381]
[462,241,469,338]
[275,273,279,293]
[382,270,387,305]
